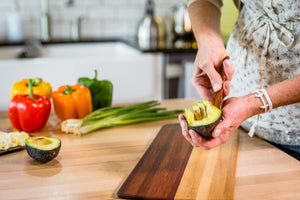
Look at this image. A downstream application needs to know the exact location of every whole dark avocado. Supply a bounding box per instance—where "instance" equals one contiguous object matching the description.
[25,136,61,163]
[185,99,221,138]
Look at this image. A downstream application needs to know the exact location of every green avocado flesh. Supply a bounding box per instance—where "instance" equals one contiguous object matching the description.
[25,136,61,163]
[185,99,221,138]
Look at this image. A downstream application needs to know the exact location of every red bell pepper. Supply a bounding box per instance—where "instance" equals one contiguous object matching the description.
[8,79,51,133]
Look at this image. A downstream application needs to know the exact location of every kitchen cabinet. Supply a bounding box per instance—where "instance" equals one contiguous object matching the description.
[123,36,198,100]
[184,61,200,99]
[0,42,164,110]
[164,52,196,99]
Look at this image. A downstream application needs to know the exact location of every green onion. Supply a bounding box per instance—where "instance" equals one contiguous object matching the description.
[61,100,183,136]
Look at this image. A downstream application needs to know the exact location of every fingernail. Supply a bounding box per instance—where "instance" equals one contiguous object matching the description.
[224,59,232,67]
[189,129,196,138]
[213,129,221,137]
[224,81,230,90]
[181,121,187,130]
[213,83,220,92]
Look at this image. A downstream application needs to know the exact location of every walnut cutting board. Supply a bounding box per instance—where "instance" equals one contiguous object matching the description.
[117,123,239,200]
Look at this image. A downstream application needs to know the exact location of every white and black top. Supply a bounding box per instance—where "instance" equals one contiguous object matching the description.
[189,0,300,145]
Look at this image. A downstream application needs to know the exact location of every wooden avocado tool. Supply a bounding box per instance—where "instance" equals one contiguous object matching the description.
[213,56,229,108]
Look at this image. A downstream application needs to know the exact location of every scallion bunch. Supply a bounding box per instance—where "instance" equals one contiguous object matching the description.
[61,101,183,136]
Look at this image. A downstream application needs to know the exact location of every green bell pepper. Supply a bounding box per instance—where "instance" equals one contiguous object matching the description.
[77,70,113,110]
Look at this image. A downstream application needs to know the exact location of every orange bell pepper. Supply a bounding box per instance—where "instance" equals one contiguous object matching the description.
[52,84,93,121]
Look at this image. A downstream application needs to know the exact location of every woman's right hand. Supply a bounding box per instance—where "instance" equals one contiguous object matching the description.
[191,34,235,102]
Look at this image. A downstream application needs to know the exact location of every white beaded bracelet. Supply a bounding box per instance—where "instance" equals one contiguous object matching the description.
[254,89,273,113]
[248,89,273,137]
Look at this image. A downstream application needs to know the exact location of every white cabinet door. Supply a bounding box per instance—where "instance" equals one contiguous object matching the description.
[184,61,201,100]
[0,42,164,110]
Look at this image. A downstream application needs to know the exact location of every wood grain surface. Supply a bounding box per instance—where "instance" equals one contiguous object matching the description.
[175,127,238,200]
[117,123,239,200]
[117,124,193,200]
[0,99,299,200]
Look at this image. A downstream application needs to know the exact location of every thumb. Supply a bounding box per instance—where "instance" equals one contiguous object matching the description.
[212,117,229,138]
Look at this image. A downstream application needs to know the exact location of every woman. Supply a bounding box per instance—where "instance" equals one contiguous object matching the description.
[178,0,300,159]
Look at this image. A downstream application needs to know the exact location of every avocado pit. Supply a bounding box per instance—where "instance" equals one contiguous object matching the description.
[185,99,221,138]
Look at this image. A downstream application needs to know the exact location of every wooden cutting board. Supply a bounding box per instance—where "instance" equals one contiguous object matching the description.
[117,123,239,200]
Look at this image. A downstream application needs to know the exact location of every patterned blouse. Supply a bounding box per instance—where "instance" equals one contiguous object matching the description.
[188,0,300,145]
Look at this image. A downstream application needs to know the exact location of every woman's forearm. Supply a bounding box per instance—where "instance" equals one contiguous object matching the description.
[243,74,300,119]
[267,74,300,108]
[189,1,223,44]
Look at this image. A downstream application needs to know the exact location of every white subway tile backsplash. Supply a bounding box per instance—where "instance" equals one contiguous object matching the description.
[22,21,39,39]
[82,22,103,39]
[73,1,104,10]
[103,0,128,7]
[0,0,182,42]
[116,6,144,21]
[88,6,116,20]
[51,22,71,39]
[19,0,40,11]
[0,0,12,8]
[0,20,7,41]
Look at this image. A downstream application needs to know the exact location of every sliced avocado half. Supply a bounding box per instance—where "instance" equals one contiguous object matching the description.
[185,99,221,138]
[25,136,61,163]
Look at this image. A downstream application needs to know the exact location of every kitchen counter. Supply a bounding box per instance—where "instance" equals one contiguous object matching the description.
[0,99,299,200]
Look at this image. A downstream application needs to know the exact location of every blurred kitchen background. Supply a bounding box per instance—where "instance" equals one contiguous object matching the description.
[0,0,191,42]
[0,0,238,110]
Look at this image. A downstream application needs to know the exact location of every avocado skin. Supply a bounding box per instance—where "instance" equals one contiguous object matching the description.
[25,139,61,163]
[188,115,221,138]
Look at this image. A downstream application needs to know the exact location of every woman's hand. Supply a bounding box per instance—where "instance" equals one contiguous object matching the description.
[188,0,234,102]
[191,36,235,102]
[179,95,257,149]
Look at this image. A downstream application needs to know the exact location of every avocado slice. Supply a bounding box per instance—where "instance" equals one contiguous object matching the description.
[185,99,221,138]
[25,136,61,163]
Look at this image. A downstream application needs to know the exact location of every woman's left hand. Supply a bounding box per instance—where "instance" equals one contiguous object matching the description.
[179,95,256,149]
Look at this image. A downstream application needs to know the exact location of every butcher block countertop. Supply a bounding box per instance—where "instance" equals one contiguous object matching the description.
[0,99,299,200]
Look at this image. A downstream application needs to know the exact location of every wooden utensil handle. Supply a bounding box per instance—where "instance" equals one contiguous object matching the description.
[213,56,229,108]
